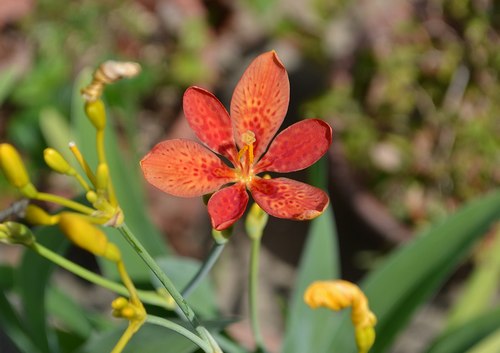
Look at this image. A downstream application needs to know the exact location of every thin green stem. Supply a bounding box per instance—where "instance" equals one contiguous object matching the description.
[31,242,169,309]
[182,242,225,298]
[34,192,95,215]
[146,315,211,353]
[249,236,267,353]
[116,223,200,328]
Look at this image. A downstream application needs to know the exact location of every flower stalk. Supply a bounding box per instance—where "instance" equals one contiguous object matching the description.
[245,203,269,353]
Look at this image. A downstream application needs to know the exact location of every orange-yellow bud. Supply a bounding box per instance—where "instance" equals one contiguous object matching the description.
[304,280,376,353]
[24,204,59,226]
[58,213,120,262]
[0,143,37,197]
[43,148,73,175]
[84,99,106,131]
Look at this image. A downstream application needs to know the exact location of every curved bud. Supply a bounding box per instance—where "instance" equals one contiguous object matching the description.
[84,99,106,131]
[0,144,37,197]
[58,213,120,261]
[43,148,73,175]
[0,222,35,246]
[304,280,376,353]
[24,204,59,226]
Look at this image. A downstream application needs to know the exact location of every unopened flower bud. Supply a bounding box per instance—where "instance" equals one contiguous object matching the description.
[0,222,35,246]
[245,202,268,240]
[304,280,376,353]
[0,144,37,197]
[43,148,73,175]
[24,204,59,226]
[58,213,120,262]
[84,100,106,131]
[96,163,109,193]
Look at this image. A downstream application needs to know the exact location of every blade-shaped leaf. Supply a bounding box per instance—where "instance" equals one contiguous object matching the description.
[329,190,500,352]
[425,307,500,353]
[468,327,500,353]
[17,225,69,353]
[0,290,42,353]
[281,205,340,353]
[46,286,93,339]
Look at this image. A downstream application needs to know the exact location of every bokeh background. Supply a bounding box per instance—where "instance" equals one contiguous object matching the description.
[0,0,499,352]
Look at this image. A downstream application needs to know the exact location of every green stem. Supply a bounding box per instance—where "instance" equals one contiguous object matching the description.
[116,223,200,328]
[182,242,225,298]
[249,236,267,352]
[31,242,169,309]
[146,315,211,353]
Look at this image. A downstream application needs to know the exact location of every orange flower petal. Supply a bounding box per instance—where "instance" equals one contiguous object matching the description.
[254,119,332,174]
[230,51,290,160]
[249,177,329,220]
[140,139,236,197]
[208,183,249,230]
[183,87,238,163]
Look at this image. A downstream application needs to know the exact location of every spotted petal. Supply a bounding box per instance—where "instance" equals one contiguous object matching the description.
[230,51,290,161]
[208,183,249,230]
[249,177,329,220]
[183,87,237,163]
[140,139,236,197]
[254,119,332,174]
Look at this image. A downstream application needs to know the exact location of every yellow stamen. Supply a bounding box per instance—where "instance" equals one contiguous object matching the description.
[238,130,256,166]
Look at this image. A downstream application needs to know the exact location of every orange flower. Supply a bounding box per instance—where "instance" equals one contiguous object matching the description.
[141,51,332,230]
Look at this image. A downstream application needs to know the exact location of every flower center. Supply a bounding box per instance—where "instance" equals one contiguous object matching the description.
[236,130,256,183]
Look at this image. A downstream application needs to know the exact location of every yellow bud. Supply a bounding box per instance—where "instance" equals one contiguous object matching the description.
[96,163,109,193]
[43,148,73,175]
[24,205,59,226]
[58,213,118,260]
[86,190,98,204]
[112,297,129,310]
[245,202,268,240]
[355,326,376,353]
[0,144,37,197]
[84,99,106,130]
[0,222,35,246]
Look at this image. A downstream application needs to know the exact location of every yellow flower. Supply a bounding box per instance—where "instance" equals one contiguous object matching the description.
[304,280,377,353]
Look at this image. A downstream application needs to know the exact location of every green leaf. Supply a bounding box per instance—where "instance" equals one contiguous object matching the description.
[0,64,21,105]
[153,256,218,318]
[17,225,69,353]
[329,190,500,353]
[425,307,500,353]
[281,206,340,353]
[77,323,197,353]
[0,289,41,353]
[468,327,500,353]
[0,264,15,289]
[39,108,75,163]
[70,68,168,282]
[46,286,93,339]
[445,226,500,330]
